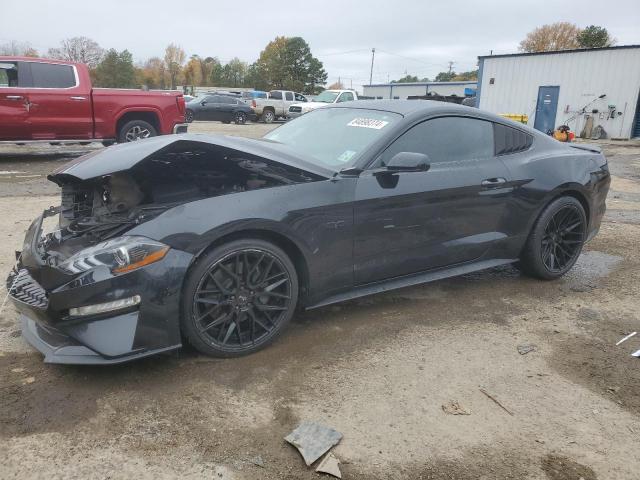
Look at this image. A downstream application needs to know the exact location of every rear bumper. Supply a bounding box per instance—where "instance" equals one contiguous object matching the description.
[173,123,189,134]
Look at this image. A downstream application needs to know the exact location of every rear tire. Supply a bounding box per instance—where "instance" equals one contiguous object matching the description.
[519,196,587,280]
[117,120,157,143]
[261,110,275,123]
[185,110,194,123]
[181,239,298,357]
[234,111,247,125]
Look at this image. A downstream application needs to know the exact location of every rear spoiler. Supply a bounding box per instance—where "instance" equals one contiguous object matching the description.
[570,143,602,154]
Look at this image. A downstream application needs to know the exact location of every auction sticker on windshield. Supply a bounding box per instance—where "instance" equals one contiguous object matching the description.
[347,118,389,129]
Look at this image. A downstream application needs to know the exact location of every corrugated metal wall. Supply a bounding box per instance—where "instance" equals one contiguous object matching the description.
[478,48,640,139]
[363,82,476,99]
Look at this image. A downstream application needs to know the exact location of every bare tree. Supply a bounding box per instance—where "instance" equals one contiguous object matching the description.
[0,40,38,57]
[164,43,186,89]
[519,22,581,52]
[47,37,104,68]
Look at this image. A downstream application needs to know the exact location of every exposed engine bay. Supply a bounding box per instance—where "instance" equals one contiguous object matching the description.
[48,142,318,248]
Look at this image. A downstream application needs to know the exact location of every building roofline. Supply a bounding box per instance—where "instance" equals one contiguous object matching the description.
[365,81,477,87]
[478,44,640,60]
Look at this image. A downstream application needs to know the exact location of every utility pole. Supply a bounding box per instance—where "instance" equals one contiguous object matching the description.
[448,61,455,74]
[338,76,341,88]
[369,48,376,85]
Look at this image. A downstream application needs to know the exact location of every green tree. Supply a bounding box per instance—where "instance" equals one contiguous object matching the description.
[221,57,249,87]
[93,49,136,88]
[577,25,615,48]
[254,36,327,93]
[434,71,456,82]
[392,75,420,83]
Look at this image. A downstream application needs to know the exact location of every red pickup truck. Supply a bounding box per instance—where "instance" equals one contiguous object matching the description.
[0,57,187,144]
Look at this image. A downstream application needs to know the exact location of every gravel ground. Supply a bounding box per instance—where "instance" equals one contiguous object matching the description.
[1,123,639,479]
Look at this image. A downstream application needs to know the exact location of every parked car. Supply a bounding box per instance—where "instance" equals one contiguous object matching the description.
[287,89,359,118]
[185,94,256,124]
[7,100,610,364]
[251,90,307,123]
[0,56,187,144]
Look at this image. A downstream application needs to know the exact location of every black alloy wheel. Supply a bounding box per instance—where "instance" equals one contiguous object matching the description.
[185,110,194,123]
[519,196,586,280]
[182,239,298,357]
[234,111,247,125]
[540,204,585,272]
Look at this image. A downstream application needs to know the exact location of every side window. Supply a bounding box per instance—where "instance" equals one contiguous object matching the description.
[270,90,282,100]
[295,93,307,102]
[204,95,217,103]
[337,92,354,103]
[378,116,494,166]
[29,62,76,88]
[0,62,18,87]
[221,96,236,104]
[493,123,533,155]
[285,92,293,101]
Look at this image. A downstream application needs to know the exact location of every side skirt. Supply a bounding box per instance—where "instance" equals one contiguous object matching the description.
[306,258,517,310]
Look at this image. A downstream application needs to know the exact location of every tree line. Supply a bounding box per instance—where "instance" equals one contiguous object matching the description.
[0,36,328,94]
[386,23,614,84]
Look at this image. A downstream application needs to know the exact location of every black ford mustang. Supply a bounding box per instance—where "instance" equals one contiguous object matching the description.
[6,101,610,364]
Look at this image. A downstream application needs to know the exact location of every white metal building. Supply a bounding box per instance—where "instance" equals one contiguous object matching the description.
[363,81,476,100]
[477,45,640,139]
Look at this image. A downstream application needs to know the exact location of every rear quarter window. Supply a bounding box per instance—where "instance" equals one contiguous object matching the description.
[28,62,76,88]
[494,123,533,155]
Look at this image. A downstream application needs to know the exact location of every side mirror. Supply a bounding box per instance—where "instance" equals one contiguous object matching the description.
[201,101,207,106]
[385,152,430,172]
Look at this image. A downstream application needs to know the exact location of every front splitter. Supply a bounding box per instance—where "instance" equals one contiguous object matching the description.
[20,315,180,365]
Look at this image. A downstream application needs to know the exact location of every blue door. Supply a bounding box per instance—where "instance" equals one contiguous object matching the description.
[534,86,560,134]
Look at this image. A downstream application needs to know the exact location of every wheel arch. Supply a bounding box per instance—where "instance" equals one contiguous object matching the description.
[186,227,311,304]
[116,110,161,135]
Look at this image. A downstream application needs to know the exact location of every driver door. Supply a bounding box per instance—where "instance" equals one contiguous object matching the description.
[353,116,512,284]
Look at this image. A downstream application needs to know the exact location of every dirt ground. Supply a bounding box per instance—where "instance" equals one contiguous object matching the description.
[1,122,639,480]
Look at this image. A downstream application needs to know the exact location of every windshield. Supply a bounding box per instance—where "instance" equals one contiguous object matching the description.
[264,108,402,169]
[314,91,339,103]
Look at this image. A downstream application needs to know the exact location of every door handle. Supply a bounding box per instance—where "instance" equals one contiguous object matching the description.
[6,95,24,100]
[481,177,507,187]
[70,96,87,101]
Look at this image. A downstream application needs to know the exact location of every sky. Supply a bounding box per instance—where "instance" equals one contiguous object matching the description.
[1,0,639,91]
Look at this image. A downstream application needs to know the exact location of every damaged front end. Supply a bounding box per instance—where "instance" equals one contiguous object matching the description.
[7,135,325,364]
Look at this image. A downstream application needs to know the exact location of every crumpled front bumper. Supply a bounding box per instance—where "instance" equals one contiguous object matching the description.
[19,314,178,365]
[6,210,194,365]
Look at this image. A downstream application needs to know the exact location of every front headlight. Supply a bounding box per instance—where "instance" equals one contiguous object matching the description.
[59,236,170,274]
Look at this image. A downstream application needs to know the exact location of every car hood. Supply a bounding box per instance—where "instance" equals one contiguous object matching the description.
[48,134,334,184]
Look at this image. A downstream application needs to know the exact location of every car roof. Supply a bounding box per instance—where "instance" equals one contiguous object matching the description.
[327,99,544,132]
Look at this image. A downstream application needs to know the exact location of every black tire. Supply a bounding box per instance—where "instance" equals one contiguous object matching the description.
[102,140,115,147]
[181,239,299,357]
[185,110,194,123]
[234,111,247,125]
[117,120,157,143]
[519,196,587,280]
[222,120,231,124]
[261,109,275,123]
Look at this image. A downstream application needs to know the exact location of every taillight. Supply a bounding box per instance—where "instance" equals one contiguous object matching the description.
[251,99,256,108]
[176,96,185,115]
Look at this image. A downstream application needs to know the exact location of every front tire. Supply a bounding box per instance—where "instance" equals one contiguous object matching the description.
[181,239,299,357]
[519,196,587,280]
[118,120,157,143]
